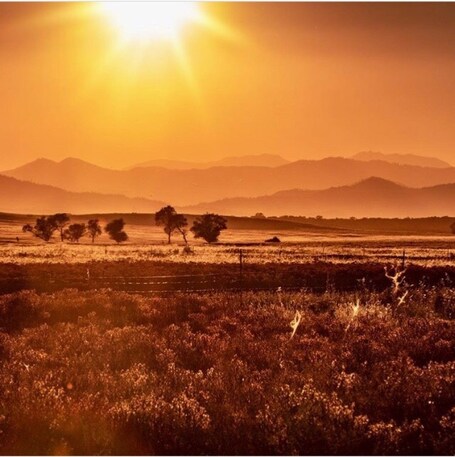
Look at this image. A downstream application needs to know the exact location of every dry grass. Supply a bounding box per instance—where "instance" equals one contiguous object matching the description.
[0,286,454,455]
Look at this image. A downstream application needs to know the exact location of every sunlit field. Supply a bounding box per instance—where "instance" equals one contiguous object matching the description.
[0,216,455,455]
[2,0,455,455]
[1,219,454,267]
[1,239,455,267]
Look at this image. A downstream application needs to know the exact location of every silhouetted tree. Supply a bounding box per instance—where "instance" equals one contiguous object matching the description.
[105,218,128,244]
[174,213,189,244]
[22,216,58,242]
[87,219,102,243]
[50,213,70,242]
[451,221,455,234]
[155,205,188,244]
[64,223,87,243]
[191,213,227,243]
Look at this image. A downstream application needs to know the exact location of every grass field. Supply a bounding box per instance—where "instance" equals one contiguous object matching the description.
[1,215,455,267]
[0,216,454,455]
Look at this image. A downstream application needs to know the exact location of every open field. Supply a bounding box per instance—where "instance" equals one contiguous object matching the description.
[0,215,454,455]
[0,214,454,267]
[3,1,455,455]
[0,238,454,266]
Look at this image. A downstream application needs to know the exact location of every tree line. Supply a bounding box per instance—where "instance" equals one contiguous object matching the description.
[21,206,227,244]
[22,214,123,244]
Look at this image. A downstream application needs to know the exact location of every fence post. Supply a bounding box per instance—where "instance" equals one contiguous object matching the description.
[239,249,244,304]
[401,249,406,269]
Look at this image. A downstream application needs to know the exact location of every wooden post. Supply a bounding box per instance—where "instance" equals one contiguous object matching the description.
[239,249,243,277]
[401,249,406,269]
[239,249,244,304]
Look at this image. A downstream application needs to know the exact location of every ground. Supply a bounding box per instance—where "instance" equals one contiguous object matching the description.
[0,217,454,455]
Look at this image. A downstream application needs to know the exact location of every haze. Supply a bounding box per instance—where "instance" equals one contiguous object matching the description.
[0,2,454,170]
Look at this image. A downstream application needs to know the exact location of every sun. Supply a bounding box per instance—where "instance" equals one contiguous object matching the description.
[100,2,200,41]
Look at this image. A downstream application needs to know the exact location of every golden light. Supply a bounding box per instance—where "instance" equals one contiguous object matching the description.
[100,2,200,41]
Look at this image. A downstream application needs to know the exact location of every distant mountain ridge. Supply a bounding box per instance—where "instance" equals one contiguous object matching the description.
[180,177,455,218]
[0,170,454,217]
[352,151,452,168]
[3,155,455,207]
[130,154,290,170]
[0,174,164,214]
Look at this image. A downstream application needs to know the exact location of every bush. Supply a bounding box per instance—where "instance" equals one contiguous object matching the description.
[0,287,454,454]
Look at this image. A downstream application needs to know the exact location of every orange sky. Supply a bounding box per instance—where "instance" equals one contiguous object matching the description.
[0,2,454,169]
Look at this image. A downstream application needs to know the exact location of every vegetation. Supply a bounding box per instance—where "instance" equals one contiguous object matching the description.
[0,282,454,455]
[104,218,128,244]
[22,215,126,244]
[64,223,87,243]
[191,213,227,243]
[22,215,58,242]
[87,219,102,243]
[8,211,455,454]
[51,213,70,242]
[155,205,188,244]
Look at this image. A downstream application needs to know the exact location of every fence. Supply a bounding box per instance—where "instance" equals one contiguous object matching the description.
[1,249,452,296]
[0,269,365,295]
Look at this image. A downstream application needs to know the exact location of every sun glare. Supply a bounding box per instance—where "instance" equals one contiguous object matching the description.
[100,2,199,41]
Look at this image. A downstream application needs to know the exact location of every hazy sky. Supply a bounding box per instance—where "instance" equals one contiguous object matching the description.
[0,2,454,169]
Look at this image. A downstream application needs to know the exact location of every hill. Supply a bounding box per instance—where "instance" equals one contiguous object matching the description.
[276,215,455,235]
[180,177,455,218]
[4,156,455,206]
[0,174,164,214]
[352,151,452,168]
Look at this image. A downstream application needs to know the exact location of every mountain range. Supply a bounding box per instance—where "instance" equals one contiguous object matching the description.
[0,174,163,214]
[1,153,454,217]
[129,153,289,170]
[3,155,455,207]
[180,177,455,218]
[351,151,452,169]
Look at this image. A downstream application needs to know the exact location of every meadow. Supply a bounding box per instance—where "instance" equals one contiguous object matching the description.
[1,215,454,267]
[0,218,454,455]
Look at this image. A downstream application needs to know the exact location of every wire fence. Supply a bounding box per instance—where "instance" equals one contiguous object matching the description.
[0,271,341,295]
[1,249,452,295]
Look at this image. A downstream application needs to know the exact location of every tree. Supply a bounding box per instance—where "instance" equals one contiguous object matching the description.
[155,205,188,244]
[105,218,128,244]
[22,216,58,242]
[87,219,102,243]
[191,213,227,243]
[174,213,189,244]
[451,221,455,234]
[50,213,70,242]
[64,223,87,243]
